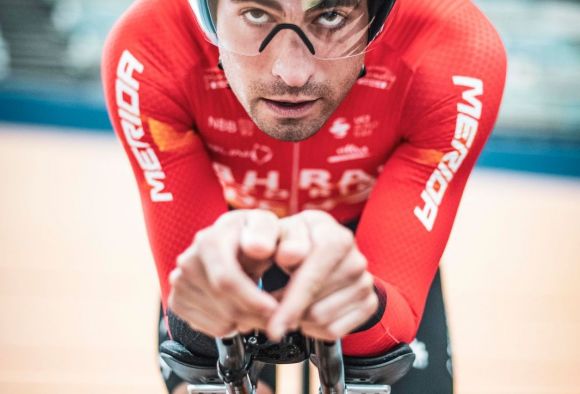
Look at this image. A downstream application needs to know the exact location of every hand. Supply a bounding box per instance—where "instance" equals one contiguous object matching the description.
[168,210,280,337]
[267,210,379,341]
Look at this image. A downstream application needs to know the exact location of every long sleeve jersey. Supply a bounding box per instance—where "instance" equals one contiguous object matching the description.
[101,0,506,356]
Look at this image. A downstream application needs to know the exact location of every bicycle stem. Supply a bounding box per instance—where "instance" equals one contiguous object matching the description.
[216,335,255,394]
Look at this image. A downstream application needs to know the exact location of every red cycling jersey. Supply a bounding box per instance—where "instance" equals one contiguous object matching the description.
[102,0,506,356]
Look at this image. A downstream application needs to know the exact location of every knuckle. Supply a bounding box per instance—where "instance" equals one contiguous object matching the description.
[256,208,278,223]
[193,228,210,244]
[303,209,333,223]
[215,210,245,227]
[361,272,375,290]
[345,260,366,280]
[213,273,236,291]
[365,294,378,314]
[338,227,354,246]
[309,309,327,326]
[353,249,368,270]
[325,326,342,340]
[325,227,354,255]
[168,268,182,285]
[176,252,188,267]
[195,227,221,247]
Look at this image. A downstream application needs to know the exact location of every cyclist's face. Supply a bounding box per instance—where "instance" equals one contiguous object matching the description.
[217,0,367,141]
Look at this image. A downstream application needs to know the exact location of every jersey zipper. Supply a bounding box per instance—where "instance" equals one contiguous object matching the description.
[290,142,300,214]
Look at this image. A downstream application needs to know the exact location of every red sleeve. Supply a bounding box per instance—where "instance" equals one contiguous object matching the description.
[342,2,507,355]
[101,0,228,310]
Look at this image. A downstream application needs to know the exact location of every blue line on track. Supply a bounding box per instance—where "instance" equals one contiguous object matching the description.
[1,89,579,177]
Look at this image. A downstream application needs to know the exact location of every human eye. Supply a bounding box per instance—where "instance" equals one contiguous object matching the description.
[315,10,347,30]
[242,8,273,25]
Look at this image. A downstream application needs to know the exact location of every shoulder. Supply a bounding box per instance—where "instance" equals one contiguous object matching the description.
[382,0,506,70]
[390,0,507,147]
[102,0,216,92]
[101,0,221,128]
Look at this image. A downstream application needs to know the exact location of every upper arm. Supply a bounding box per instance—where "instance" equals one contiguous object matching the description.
[343,2,507,354]
[101,7,228,306]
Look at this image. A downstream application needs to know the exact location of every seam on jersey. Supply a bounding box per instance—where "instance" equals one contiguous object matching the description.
[290,143,300,214]
[380,322,401,345]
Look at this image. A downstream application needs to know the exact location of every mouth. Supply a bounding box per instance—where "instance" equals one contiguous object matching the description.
[261,98,319,118]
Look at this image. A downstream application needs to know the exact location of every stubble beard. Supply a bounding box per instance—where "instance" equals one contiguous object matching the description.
[221,54,362,142]
[242,80,338,142]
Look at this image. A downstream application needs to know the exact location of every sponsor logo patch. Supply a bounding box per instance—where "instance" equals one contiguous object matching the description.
[329,117,351,139]
[357,65,396,90]
[328,144,370,163]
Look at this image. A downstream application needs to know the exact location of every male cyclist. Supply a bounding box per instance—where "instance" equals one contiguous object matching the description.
[102,0,506,392]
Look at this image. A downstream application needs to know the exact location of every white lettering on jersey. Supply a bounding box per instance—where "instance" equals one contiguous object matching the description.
[414,76,483,231]
[353,114,378,138]
[208,143,273,165]
[115,50,172,202]
[328,144,370,163]
[356,65,396,90]
[300,169,332,198]
[208,116,237,133]
[243,171,289,200]
[213,164,375,212]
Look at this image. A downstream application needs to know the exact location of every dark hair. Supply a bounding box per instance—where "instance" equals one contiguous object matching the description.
[367,0,397,42]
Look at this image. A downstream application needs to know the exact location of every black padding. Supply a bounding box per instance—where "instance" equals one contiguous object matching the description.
[159,340,221,384]
[343,344,415,386]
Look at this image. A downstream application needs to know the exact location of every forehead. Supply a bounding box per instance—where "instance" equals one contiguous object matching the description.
[228,0,362,12]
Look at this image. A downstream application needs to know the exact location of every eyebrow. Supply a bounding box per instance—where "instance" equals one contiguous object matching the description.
[230,0,359,13]
[306,0,360,11]
[230,0,284,12]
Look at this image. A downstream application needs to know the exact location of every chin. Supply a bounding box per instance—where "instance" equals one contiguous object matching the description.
[248,107,332,142]
[256,119,324,142]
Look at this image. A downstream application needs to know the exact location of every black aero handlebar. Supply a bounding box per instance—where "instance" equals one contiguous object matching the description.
[216,334,349,393]
[159,331,414,394]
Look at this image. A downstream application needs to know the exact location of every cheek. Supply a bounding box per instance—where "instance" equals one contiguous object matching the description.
[326,59,363,97]
[221,52,263,98]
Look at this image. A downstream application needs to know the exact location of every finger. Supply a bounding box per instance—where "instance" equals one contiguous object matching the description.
[302,272,374,327]
[170,274,271,334]
[168,279,270,337]
[275,215,311,273]
[325,293,379,337]
[268,215,353,340]
[196,225,279,315]
[240,210,279,260]
[169,267,239,323]
[178,231,270,295]
[237,252,273,282]
[168,292,237,338]
[307,246,368,302]
[300,292,378,341]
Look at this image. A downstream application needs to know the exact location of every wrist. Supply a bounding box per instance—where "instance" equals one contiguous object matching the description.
[350,280,387,334]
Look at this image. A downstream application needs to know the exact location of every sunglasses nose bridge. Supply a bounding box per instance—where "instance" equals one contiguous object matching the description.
[259,23,316,55]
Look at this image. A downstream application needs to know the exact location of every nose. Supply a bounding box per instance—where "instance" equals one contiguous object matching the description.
[269,32,316,87]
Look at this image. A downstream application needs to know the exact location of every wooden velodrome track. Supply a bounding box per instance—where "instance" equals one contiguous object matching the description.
[0,124,579,394]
